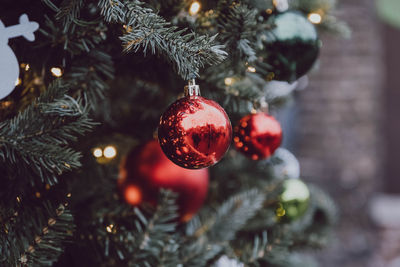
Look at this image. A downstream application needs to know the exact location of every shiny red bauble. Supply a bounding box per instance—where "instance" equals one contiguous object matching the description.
[119,140,209,222]
[158,96,232,169]
[233,113,282,160]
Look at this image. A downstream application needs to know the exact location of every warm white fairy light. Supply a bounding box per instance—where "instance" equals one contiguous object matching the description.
[104,146,117,159]
[93,148,103,158]
[308,13,322,24]
[247,66,256,73]
[189,1,201,15]
[15,78,21,86]
[24,64,30,71]
[106,224,114,233]
[224,77,234,86]
[51,67,63,77]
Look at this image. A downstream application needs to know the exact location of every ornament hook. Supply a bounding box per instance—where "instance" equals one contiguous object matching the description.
[184,79,201,96]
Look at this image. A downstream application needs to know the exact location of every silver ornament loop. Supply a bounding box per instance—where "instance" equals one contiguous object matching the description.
[184,79,201,96]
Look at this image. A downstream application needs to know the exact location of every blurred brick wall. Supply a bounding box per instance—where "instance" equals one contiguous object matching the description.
[294,0,384,266]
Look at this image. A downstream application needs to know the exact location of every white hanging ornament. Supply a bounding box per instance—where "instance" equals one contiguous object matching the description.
[264,80,298,101]
[273,0,289,12]
[213,255,244,267]
[271,148,300,179]
[0,14,39,99]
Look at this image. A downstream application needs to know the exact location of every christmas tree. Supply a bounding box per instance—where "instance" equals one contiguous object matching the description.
[0,0,350,266]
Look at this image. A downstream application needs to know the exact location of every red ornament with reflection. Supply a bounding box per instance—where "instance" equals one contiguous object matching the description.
[119,140,209,222]
[158,96,232,169]
[233,113,282,160]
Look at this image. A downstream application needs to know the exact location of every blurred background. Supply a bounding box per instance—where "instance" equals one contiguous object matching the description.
[278,0,400,266]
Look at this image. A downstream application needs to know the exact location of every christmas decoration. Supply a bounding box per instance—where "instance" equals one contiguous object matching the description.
[1,0,347,265]
[273,0,289,12]
[233,113,282,160]
[119,140,209,222]
[158,80,232,169]
[271,148,300,179]
[213,255,244,267]
[276,179,310,222]
[262,11,320,82]
[264,79,299,101]
[0,14,39,99]
[92,145,118,164]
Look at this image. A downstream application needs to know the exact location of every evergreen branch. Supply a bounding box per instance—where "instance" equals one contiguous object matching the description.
[0,199,72,267]
[67,49,115,111]
[0,80,95,185]
[181,189,265,265]
[56,0,85,29]
[130,190,179,266]
[40,16,107,55]
[23,205,74,267]
[217,4,258,63]
[290,185,338,249]
[198,189,266,242]
[98,0,227,79]
[235,227,294,267]
[320,15,351,39]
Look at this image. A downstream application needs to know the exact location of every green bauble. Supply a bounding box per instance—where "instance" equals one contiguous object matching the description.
[276,179,310,222]
[263,12,320,82]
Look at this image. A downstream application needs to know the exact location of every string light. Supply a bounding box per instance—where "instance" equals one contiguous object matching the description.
[51,67,63,77]
[0,101,13,109]
[124,185,142,205]
[123,25,133,33]
[308,13,322,24]
[189,1,201,15]
[93,148,103,158]
[106,224,114,233]
[247,66,256,73]
[24,64,30,71]
[15,78,21,86]
[104,146,117,159]
[224,77,234,86]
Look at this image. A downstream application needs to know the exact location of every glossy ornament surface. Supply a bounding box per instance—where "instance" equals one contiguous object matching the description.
[233,113,282,160]
[262,11,320,82]
[276,179,310,222]
[119,140,209,222]
[158,90,232,169]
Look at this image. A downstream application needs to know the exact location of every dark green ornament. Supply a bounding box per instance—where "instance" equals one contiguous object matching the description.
[276,179,310,222]
[263,11,320,82]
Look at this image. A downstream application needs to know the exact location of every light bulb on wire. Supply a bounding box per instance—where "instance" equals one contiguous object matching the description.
[51,67,63,77]
[104,146,117,159]
[189,1,201,15]
[224,77,234,86]
[247,66,256,73]
[15,78,21,86]
[93,148,103,158]
[308,13,322,24]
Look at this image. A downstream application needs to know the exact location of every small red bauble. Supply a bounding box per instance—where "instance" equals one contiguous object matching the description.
[119,140,209,222]
[158,95,232,169]
[233,113,282,160]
